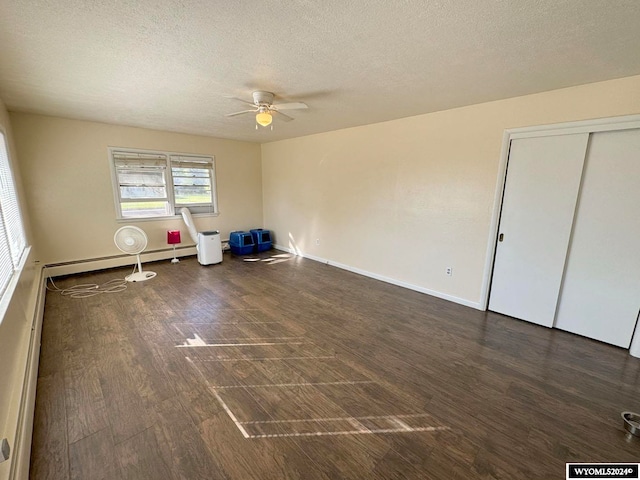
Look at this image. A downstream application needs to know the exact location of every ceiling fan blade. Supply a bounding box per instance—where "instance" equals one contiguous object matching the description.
[225,109,256,117]
[271,102,308,110]
[272,110,294,122]
[224,95,257,107]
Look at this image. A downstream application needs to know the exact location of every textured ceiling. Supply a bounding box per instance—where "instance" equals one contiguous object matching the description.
[1,0,640,143]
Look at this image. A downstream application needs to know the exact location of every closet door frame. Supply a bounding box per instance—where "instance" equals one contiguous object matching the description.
[480,113,640,312]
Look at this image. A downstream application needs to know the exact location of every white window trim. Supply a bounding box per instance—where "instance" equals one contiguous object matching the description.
[108,147,219,221]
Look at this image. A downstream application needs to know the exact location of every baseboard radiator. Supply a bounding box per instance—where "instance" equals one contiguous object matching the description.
[7,267,46,480]
[44,245,197,277]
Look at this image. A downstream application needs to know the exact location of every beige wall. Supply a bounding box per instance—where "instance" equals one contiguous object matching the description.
[261,75,640,307]
[10,114,263,265]
[0,73,637,477]
[0,99,40,480]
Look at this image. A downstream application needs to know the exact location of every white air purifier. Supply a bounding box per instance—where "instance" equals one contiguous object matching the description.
[181,208,223,266]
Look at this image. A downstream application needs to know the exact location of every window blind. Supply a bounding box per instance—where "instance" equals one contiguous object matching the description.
[0,217,12,298]
[0,132,27,297]
[113,152,171,218]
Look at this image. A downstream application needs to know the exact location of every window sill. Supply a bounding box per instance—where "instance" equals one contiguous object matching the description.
[0,246,32,326]
[116,212,220,223]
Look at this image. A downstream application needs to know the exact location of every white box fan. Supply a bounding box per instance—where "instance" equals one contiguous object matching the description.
[114,226,157,282]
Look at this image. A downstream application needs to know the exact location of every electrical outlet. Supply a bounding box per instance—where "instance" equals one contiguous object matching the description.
[315,238,320,246]
[446,267,452,276]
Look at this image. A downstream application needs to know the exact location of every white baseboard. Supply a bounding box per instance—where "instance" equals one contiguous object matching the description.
[44,246,198,277]
[273,244,482,310]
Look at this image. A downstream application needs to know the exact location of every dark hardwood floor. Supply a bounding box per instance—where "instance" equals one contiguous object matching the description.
[31,251,640,479]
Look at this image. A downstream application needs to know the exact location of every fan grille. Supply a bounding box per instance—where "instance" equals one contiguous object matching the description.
[114,226,148,254]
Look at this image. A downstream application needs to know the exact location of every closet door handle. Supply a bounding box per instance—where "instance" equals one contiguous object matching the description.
[498,233,504,242]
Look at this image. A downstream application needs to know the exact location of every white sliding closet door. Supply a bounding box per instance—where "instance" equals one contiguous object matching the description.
[489,134,589,327]
[554,129,640,347]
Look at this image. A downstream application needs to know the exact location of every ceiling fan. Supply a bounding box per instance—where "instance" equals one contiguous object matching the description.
[225,91,308,129]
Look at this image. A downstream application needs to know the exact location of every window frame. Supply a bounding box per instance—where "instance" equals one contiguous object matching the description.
[109,147,219,221]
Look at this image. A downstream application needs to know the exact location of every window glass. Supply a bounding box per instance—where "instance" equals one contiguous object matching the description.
[172,167,213,205]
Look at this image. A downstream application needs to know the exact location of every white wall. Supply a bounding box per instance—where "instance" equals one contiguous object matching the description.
[10,113,263,266]
[0,99,42,480]
[261,75,640,308]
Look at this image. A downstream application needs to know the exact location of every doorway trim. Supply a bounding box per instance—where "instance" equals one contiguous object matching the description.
[479,113,640,311]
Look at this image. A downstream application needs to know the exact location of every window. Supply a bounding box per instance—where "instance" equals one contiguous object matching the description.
[0,131,27,298]
[171,156,215,215]
[110,149,217,219]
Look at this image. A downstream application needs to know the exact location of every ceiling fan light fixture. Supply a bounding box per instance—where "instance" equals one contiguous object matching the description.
[256,111,272,127]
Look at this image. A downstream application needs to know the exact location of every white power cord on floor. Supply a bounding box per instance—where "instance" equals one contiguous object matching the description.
[46,265,134,298]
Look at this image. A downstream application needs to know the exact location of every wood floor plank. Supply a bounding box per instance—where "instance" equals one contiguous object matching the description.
[199,411,330,480]
[32,253,640,480]
[38,296,72,377]
[68,427,119,480]
[95,343,155,444]
[241,383,352,422]
[30,372,69,480]
[314,382,424,417]
[289,433,392,480]
[116,427,173,480]
[82,293,129,345]
[149,396,229,480]
[195,355,307,388]
[283,357,372,383]
[117,330,176,409]
[63,347,109,444]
